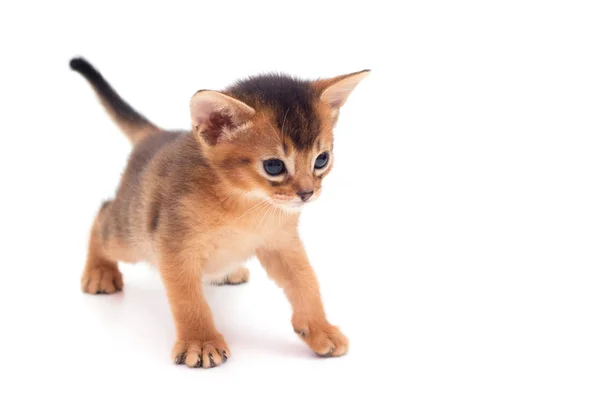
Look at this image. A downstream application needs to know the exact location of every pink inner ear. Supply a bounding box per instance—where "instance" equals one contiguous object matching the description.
[322,85,355,109]
[192,99,217,125]
[191,91,256,145]
[320,70,370,109]
[326,93,345,109]
[202,112,234,145]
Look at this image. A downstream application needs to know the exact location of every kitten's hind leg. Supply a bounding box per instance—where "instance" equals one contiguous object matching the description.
[210,267,250,286]
[81,201,124,295]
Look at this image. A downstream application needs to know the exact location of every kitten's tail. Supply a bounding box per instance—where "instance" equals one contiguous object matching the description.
[70,57,160,144]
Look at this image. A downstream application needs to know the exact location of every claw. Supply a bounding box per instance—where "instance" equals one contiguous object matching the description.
[193,356,202,368]
[294,328,308,338]
[174,352,186,365]
[317,348,334,357]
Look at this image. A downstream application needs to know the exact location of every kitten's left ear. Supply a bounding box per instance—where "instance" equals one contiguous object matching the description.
[314,69,371,110]
[190,90,255,146]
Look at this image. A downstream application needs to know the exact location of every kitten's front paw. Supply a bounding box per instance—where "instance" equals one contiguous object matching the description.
[81,264,123,294]
[172,336,230,369]
[293,320,349,357]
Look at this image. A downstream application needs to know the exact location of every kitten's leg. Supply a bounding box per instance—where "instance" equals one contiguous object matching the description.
[210,266,250,285]
[159,256,230,368]
[257,237,348,357]
[81,202,123,294]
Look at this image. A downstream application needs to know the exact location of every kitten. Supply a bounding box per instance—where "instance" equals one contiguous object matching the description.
[70,58,369,368]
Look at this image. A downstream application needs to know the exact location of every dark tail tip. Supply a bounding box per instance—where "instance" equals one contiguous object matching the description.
[69,57,86,70]
[69,57,101,80]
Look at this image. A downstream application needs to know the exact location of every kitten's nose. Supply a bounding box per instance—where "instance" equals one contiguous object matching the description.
[297,189,314,202]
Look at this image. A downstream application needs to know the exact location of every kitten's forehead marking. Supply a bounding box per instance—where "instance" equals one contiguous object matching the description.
[227,74,322,150]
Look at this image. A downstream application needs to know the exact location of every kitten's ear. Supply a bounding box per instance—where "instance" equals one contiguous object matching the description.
[314,69,371,110]
[190,90,255,146]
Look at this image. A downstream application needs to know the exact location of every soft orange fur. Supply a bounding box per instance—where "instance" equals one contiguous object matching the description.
[75,59,369,368]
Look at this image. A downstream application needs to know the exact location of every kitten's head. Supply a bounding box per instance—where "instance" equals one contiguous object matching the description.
[190,70,369,212]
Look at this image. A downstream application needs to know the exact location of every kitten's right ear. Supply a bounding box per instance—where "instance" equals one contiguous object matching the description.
[190,90,255,146]
[314,69,371,111]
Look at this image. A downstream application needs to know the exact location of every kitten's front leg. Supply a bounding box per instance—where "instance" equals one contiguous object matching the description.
[159,255,229,368]
[257,236,348,357]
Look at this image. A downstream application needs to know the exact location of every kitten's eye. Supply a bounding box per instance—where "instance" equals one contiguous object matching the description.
[314,152,329,169]
[263,159,286,176]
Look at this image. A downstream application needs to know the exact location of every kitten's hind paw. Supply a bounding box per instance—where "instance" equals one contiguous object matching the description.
[210,267,249,286]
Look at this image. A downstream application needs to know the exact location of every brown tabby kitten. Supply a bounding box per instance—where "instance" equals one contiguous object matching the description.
[70,58,369,368]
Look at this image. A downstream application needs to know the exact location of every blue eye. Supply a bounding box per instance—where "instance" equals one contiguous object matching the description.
[314,152,329,169]
[263,159,286,176]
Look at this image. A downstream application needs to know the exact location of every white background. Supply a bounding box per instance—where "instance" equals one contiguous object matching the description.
[1,1,599,392]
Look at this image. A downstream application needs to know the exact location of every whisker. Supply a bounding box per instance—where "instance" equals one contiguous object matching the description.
[278,206,282,226]
[235,198,268,221]
[281,107,290,141]
[265,205,276,229]
[256,203,273,229]
[265,205,277,230]
[220,192,238,203]
[268,123,282,145]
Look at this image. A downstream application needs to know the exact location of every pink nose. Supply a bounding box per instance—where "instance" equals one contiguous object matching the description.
[297,189,314,202]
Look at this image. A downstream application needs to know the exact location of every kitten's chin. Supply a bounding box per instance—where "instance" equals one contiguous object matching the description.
[267,198,307,213]
[275,198,319,213]
[278,202,304,213]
